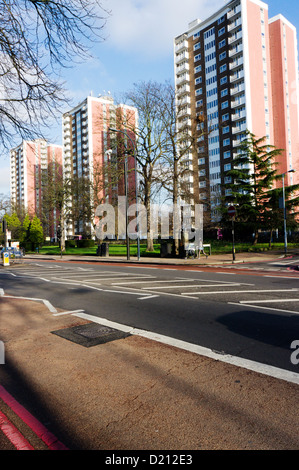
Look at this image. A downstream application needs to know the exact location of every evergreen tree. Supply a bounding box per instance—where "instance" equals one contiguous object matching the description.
[223,131,282,243]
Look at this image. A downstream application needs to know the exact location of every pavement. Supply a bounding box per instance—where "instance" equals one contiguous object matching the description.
[18,247,299,267]
[0,250,299,451]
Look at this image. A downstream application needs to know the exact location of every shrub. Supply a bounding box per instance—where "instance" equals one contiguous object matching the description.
[76,239,95,248]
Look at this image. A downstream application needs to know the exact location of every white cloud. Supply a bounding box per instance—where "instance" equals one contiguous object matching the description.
[103,0,223,58]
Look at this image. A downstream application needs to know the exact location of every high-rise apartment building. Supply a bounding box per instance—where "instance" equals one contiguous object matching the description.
[174,0,299,222]
[10,139,63,236]
[62,94,138,238]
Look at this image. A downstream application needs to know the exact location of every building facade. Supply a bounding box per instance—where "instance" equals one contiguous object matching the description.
[62,94,138,238]
[10,139,63,237]
[174,0,299,223]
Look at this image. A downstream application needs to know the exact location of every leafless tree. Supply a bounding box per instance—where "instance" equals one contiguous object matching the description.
[0,0,109,150]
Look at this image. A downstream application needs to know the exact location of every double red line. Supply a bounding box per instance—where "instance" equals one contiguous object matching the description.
[0,385,68,450]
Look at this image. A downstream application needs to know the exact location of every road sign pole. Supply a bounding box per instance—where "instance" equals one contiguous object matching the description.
[227,206,236,262]
[232,217,236,262]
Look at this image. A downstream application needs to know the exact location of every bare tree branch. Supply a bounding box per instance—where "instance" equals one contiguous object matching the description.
[0,0,109,150]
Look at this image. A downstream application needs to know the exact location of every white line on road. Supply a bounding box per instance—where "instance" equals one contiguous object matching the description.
[216,272,236,275]
[138,295,160,300]
[112,279,191,286]
[142,283,243,290]
[79,276,153,283]
[239,297,299,304]
[72,312,299,385]
[183,288,299,296]
[228,302,299,315]
[263,275,299,279]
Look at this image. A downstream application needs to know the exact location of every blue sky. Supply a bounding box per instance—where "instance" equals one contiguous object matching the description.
[0,0,299,196]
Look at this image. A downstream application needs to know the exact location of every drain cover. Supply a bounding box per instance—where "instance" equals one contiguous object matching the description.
[51,323,130,347]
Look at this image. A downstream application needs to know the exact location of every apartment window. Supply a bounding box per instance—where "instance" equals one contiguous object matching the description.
[205,40,216,51]
[220,76,228,85]
[196,88,203,96]
[194,42,201,50]
[196,99,203,107]
[218,16,225,25]
[224,151,231,159]
[198,158,205,165]
[219,51,226,61]
[224,163,231,171]
[221,101,229,109]
[218,27,226,36]
[222,113,229,121]
[220,64,227,73]
[194,54,201,62]
[221,88,228,97]
[195,77,202,84]
[219,39,226,48]
[222,126,230,134]
[204,27,215,39]
[194,32,200,39]
[223,138,230,146]
[195,65,202,73]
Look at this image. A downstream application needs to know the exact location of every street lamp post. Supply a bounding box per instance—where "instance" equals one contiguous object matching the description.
[108,127,140,261]
[282,169,295,256]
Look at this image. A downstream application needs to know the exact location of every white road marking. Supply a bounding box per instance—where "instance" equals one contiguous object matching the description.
[112,279,190,286]
[263,275,299,279]
[142,283,243,290]
[72,312,299,385]
[184,288,299,296]
[216,272,236,275]
[239,297,299,304]
[138,295,160,300]
[228,302,299,315]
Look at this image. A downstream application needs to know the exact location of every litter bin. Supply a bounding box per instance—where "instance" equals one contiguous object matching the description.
[101,242,109,256]
[97,242,109,257]
[160,241,173,258]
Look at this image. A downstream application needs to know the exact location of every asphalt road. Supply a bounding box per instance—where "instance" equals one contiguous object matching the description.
[1,259,299,376]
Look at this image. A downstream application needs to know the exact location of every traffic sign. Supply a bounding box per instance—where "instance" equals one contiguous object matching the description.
[3,252,10,267]
[227,206,236,217]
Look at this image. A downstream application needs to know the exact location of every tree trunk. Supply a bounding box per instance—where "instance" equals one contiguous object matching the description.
[144,182,154,252]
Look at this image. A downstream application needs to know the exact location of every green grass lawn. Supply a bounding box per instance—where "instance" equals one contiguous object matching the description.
[35,243,161,257]
[30,241,299,257]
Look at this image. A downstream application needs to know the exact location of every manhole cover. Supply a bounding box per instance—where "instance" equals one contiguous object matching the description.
[51,323,130,347]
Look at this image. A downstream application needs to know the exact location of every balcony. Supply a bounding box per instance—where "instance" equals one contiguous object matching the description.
[177,83,190,96]
[178,118,191,129]
[175,50,189,64]
[227,5,241,20]
[230,56,243,70]
[231,96,245,108]
[231,82,245,95]
[176,73,190,85]
[175,39,188,53]
[176,61,189,74]
[229,44,243,58]
[228,30,242,45]
[232,109,246,121]
[228,17,242,32]
[232,123,247,134]
[230,69,244,83]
